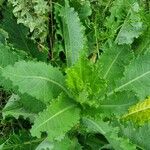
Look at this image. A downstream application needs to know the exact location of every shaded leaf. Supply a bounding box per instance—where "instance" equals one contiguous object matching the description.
[20,94,46,114]
[82,117,136,150]
[0,131,39,150]
[2,94,36,121]
[8,0,50,42]
[1,8,48,61]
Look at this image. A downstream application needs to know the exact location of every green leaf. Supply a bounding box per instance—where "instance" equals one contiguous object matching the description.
[1,131,40,150]
[107,52,150,99]
[60,3,85,66]
[35,139,53,150]
[0,8,48,61]
[0,44,19,69]
[2,94,36,121]
[100,91,138,116]
[134,28,150,55]
[82,117,136,150]
[20,94,46,114]
[0,28,8,44]
[97,41,134,89]
[2,61,69,102]
[0,44,23,90]
[115,2,143,44]
[36,137,81,150]
[31,94,80,140]
[134,13,150,55]
[70,0,92,19]
[0,0,4,6]
[66,58,107,107]
[106,0,143,44]
[122,97,150,125]
[120,123,150,150]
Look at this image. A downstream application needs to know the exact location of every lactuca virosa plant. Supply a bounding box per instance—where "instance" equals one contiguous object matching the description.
[0,0,150,149]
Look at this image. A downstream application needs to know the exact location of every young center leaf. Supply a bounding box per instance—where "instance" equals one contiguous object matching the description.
[31,94,80,140]
[2,61,69,102]
[66,58,107,107]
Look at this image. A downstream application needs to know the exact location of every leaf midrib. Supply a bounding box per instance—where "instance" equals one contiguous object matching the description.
[101,102,136,108]
[123,106,150,118]
[83,118,106,135]
[5,72,70,97]
[103,50,122,79]
[108,70,150,97]
[33,104,76,130]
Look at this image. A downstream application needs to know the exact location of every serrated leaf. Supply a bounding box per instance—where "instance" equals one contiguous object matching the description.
[120,123,150,149]
[36,137,81,150]
[97,41,134,89]
[60,3,85,66]
[100,91,138,116]
[36,140,53,150]
[82,117,136,150]
[70,0,92,19]
[0,44,23,90]
[2,94,36,121]
[2,61,69,102]
[1,131,39,150]
[115,2,143,44]
[134,28,150,55]
[31,94,80,140]
[106,0,143,44]
[107,53,150,99]
[0,45,18,69]
[122,97,150,125]
[134,13,150,55]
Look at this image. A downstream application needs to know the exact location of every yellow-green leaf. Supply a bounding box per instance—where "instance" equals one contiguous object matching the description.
[122,97,150,125]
